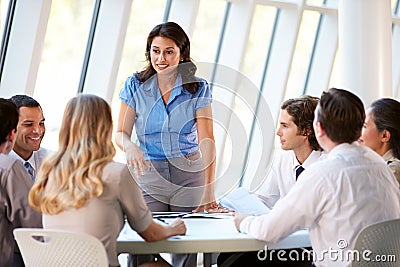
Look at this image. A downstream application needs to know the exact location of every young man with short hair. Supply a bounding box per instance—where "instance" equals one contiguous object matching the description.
[219,95,322,266]
[256,95,323,208]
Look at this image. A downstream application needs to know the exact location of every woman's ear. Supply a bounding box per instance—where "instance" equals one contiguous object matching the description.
[381,129,391,143]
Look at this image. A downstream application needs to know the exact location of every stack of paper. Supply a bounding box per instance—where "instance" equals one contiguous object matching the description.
[219,187,270,215]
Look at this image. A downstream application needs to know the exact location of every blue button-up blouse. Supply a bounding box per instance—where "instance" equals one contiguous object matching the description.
[119,73,212,160]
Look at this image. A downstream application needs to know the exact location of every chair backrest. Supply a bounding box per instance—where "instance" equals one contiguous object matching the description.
[352,219,400,267]
[13,228,108,267]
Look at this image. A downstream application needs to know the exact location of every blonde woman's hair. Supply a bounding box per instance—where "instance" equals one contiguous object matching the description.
[29,94,116,214]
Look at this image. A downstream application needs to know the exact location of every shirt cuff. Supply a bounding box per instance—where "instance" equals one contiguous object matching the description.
[239,216,255,234]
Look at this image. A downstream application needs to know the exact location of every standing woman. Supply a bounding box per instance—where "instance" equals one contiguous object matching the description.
[116,22,221,214]
[29,95,186,267]
[358,98,400,184]
[115,21,221,267]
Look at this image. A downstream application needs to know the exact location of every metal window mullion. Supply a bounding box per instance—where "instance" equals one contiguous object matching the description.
[0,0,17,85]
[77,0,102,94]
[238,8,281,187]
[209,1,231,93]
[394,0,399,15]
[163,0,173,22]
[303,12,324,95]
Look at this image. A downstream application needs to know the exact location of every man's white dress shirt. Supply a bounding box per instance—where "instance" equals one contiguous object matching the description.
[240,143,400,267]
[256,149,323,208]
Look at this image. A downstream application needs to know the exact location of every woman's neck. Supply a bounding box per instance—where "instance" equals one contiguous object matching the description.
[157,71,177,93]
[157,71,178,105]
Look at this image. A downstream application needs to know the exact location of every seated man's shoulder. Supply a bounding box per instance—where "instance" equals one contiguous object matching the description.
[37,147,53,157]
[0,154,28,186]
[0,154,21,171]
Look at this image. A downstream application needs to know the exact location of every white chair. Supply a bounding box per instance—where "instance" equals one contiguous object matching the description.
[352,219,400,267]
[13,228,108,267]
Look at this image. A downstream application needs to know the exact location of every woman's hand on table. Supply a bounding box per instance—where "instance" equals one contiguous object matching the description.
[200,202,234,213]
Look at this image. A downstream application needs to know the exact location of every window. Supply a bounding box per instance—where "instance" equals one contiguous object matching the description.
[0,0,10,37]
[34,0,94,150]
[191,0,226,63]
[111,0,165,162]
[285,10,320,98]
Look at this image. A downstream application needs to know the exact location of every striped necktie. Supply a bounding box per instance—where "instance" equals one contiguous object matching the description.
[24,162,35,181]
[295,165,305,180]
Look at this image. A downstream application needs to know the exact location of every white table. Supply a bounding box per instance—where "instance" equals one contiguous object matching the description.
[117,217,310,267]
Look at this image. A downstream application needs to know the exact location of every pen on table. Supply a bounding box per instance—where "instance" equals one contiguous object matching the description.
[156,217,168,224]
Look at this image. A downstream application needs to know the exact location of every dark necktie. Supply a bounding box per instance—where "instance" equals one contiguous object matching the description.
[24,162,35,181]
[295,165,305,180]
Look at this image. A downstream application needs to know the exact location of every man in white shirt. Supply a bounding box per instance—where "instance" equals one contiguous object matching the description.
[235,88,400,267]
[9,95,50,180]
[256,95,323,208]
[219,95,322,266]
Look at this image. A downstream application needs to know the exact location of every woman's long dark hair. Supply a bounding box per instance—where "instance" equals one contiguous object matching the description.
[137,22,200,94]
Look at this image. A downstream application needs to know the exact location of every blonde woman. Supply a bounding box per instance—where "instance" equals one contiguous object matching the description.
[29,94,186,267]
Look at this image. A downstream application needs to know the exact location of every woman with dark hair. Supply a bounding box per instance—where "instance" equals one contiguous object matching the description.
[115,22,224,267]
[358,98,400,184]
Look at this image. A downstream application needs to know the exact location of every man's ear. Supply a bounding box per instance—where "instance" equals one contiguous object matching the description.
[302,128,311,136]
[381,129,391,143]
[314,122,324,138]
[7,129,16,143]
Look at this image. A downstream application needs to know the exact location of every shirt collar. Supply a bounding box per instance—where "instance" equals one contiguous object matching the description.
[327,142,354,159]
[289,151,299,172]
[302,150,323,169]
[142,73,187,93]
[291,149,323,171]
[141,73,189,102]
[9,150,37,170]
[383,149,395,162]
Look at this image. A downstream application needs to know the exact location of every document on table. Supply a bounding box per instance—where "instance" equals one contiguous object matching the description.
[152,211,234,219]
[219,187,270,215]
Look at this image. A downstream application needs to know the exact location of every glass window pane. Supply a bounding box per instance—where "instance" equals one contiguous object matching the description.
[285,10,320,99]
[1,0,9,36]
[191,0,226,63]
[34,0,94,151]
[111,0,165,162]
[392,0,399,14]
[229,4,276,151]
[307,0,325,6]
[114,0,165,92]
[235,6,277,188]
[241,5,276,87]
[216,5,277,189]
[329,49,340,88]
